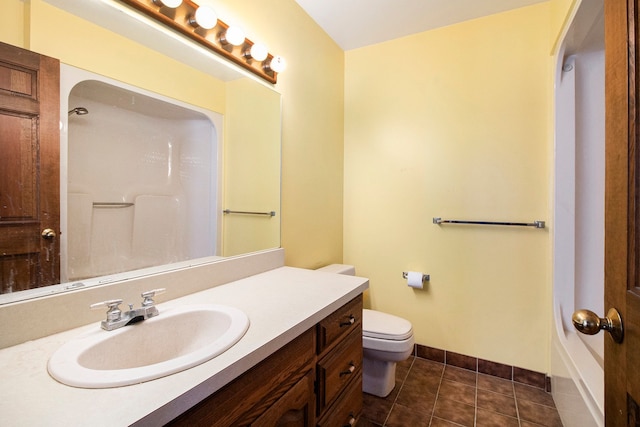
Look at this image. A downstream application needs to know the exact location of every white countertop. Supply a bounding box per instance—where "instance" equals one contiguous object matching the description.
[0,266,368,426]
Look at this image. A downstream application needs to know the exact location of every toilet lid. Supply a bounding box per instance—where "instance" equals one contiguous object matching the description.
[362,309,413,341]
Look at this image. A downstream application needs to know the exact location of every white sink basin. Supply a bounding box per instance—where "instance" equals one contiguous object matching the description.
[48,304,250,388]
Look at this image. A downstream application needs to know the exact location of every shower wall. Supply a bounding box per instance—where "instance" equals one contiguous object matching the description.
[573,47,605,362]
[65,80,218,281]
[551,1,605,425]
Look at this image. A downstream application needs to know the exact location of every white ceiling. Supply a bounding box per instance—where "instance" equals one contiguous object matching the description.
[294,0,548,51]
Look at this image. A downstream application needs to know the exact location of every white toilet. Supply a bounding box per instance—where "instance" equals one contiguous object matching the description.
[317,264,415,397]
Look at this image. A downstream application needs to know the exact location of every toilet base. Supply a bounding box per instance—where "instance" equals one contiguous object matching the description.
[362,357,397,397]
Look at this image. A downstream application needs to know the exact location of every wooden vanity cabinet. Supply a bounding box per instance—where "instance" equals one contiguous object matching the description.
[167,295,363,427]
[168,329,316,427]
[316,296,363,426]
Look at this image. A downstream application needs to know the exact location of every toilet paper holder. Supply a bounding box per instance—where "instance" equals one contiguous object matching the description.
[402,272,430,281]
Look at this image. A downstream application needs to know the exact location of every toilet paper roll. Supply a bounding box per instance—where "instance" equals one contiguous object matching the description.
[407,271,424,289]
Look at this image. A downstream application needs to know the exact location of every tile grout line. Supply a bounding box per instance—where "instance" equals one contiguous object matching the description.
[367,353,559,427]
[512,365,523,427]
[474,358,478,427]
[427,358,446,427]
[382,355,415,427]
[420,346,550,392]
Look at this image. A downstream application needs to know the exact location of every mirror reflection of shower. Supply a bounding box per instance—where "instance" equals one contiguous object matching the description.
[64,80,220,282]
[68,107,88,116]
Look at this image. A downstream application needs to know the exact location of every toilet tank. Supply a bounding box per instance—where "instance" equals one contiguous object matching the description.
[316,264,356,276]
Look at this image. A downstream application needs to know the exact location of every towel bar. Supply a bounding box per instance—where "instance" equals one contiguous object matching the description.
[433,217,545,229]
[223,209,276,217]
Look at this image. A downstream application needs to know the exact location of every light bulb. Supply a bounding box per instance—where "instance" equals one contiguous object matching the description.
[153,0,182,8]
[224,26,245,46]
[194,5,217,29]
[249,43,268,61]
[268,55,286,73]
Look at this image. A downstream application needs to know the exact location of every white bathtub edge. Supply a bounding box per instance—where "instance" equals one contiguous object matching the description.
[551,303,604,427]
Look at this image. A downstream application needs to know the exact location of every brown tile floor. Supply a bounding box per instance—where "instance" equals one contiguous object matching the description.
[358,356,563,427]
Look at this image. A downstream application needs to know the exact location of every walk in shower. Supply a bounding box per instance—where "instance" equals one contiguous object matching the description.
[61,66,222,282]
[552,1,604,426]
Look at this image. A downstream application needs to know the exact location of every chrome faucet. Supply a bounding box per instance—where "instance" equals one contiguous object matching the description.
[90,288,166,331]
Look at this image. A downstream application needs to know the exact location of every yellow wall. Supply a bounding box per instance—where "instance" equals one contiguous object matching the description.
[25,0,226,113]
[204,0,345,268]
[223,79,281,256]
[344,3,551,372]
[0,0,27,48]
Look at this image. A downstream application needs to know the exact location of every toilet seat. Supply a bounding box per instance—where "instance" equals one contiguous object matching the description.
[363,334,414,355]
[363,309,413,341]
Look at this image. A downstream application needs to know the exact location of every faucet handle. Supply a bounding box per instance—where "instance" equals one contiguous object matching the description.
[141,288,166,307]
[90,299,123,322]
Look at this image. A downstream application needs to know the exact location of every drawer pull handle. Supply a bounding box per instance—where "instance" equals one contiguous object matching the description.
[340,362,356,377]
[343,413,356,427]
[340,315,356,327]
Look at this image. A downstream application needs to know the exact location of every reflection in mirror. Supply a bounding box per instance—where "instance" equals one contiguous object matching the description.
[223,79,281,256]
[0,0,282,304]
[0,60,281,304]
[65,79,220,281]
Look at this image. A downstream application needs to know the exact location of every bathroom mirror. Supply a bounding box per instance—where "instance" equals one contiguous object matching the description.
[0,0,281,304]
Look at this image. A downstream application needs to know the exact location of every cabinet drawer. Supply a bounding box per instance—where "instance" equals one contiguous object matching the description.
[316,372,362,427]
[317,295,362,356]
[316,328,362,414]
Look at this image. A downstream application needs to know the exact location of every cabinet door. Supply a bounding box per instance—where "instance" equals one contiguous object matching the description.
[167,329,315,426]
[252,370,315,427]
[316,372,362,427]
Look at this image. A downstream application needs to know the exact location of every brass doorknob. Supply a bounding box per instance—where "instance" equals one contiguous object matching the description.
[572,308,623,343]
[41,228,56,239]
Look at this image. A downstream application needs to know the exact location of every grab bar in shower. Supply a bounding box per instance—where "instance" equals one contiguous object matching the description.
[433,217,545,229]
[93,202,135,208]
[223,209,276,217]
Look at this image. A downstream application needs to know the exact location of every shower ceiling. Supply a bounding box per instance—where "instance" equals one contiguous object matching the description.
[294,0,548,50]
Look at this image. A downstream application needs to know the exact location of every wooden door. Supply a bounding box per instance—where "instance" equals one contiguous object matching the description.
[604,0,640,424]
[0,42,60,293]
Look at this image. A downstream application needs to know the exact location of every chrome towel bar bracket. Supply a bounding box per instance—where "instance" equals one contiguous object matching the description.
[433,217,545,229]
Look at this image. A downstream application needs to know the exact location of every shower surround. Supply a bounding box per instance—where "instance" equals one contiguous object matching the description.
[63,73,221,282]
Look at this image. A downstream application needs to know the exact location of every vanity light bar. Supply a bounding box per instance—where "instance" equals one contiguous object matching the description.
[118,0,283,84]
